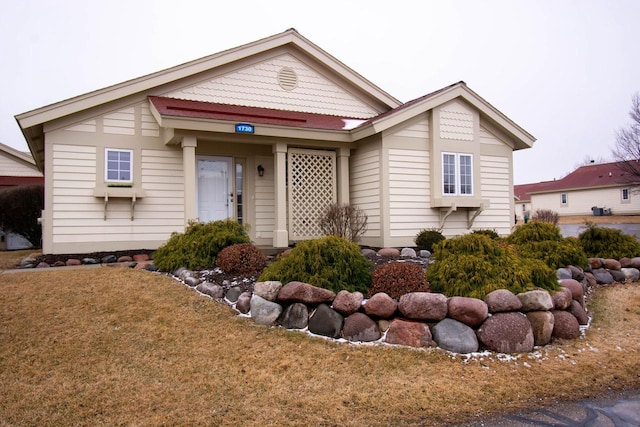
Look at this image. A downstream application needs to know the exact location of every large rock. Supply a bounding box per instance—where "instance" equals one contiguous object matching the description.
[584,272,597,289]
[342,313,381,342]
[568,265,585,282]
[398,292,448,321]
[253,281,283,302]
[604,258,622,271]
[361,248,377,258]
[622,268,640,282]
[431,318,478,354]
[225,286,242,303]
[308,304,344,339]
[250,295,283,326]
[184,276,201,287]
[277,281,336,305]
[552,288,573,310]
[332,290,364,316]
[235,291,252,314]
[384,319,432,348]
[378,247,400,257]
[517,289,553,312]
[278,303,309,329]
[400,247,417,257]
[526,311,555,346]
[568,300,589,325]
[476,312,534,353]
[484,289,523,313]
[588,258,604,269]
[363,292,398,319]
[196,282,224,299]
[609,269,627,283]
[559,279,584,302]
[447,296,488,328]
[556,268,572,280]
[552,310,581,339]
[592,268,615,285]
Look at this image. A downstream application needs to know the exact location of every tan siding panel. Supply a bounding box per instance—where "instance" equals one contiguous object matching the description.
[350,148,381,237]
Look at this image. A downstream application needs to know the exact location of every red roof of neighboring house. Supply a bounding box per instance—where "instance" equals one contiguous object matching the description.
[515,161,640,201]
[148,96,366,131]
[0,176,44,190]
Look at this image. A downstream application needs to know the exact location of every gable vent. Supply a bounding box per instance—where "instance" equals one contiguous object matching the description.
[277,67,298,91]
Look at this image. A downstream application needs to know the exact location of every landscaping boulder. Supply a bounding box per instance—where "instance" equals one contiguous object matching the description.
[552,288,573,310]
[556,268,572,280]
[568,300,589,325]
[398,292,447,321]
[332,290,364,316]
[476,312,534,353]
[622,268,640,282]
[447,296,488,328]
[484,289,522,313]
[609,269,627,283]
[278,303,309,329]
[196,282,224,299]
[588,258,604,269]
[552,310,580,339]
[277,281,336,305]
[254,281,282,302]
[384,319,432,348]
[378,247,400,257]
[361,248,377,258]
[568,265,585,282]
[226,286,242,303]
[517,289,553,312]
[184,276,201,287]
[431,318,478,354]
[584,272,598,289]
[250,294,282,326]
[559,279,584,302]
[235,291,252,314]
[66,258,82,266]
[363,292,398,319]
[592,268,615,285]
[604,258,622,270]
[526,311,554,346]
[342,313,381,342]
[401,247,417,257]
[308,304,344,339]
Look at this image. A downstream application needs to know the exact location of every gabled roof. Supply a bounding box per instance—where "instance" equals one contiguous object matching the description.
[16,28,401,170]
[0,141,38,168]
[515,161,640,199]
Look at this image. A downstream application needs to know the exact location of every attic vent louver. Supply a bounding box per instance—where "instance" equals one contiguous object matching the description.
[277,67,298,91]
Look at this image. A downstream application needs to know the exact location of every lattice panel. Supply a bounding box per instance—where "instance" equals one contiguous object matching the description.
[288,149,336,239]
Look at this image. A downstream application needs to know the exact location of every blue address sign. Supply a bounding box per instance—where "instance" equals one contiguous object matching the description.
[235,123,255,133]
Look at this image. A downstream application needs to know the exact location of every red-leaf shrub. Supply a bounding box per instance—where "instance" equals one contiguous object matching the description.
[368,262,430,300]
[216,243,268,275]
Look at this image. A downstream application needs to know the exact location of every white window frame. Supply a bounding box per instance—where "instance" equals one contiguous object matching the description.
[561,193,568,206]
[622,188,630,203]
[442,152,473,196]
[105,148,133,184]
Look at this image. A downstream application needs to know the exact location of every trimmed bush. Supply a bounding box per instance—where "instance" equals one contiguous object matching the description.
[153,220,250,272]
[507,222,588,269]
[415,229,445,252]
[471,229,500,240]
[427,233,558,299]
[0,184,44,247]
[258,236,372,294]
[367,262,430,299]
[216,243,268,275]
[578,224,640,259]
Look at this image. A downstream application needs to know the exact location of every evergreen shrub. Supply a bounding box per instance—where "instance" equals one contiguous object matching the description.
[216,243,268,275]
[153,220,250,272]
[367,262,430,300]
[578,224,640,259]
[414,229,445,252]
[427,233,558,299]
[258,235,372,294]
[471,229,501,240]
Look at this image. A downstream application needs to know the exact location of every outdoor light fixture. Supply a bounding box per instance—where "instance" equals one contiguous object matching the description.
[257,164,265,177]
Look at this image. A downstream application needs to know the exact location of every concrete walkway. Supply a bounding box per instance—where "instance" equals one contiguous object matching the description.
[456,390,640,426]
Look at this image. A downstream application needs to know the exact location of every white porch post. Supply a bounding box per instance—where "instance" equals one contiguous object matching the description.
[273,142,289,247]
[182,136,197,225]
[337,147,350,205]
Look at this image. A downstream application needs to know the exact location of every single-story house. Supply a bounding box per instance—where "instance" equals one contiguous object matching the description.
[0,141,44,250]
[514,160,640,219]
[16,29,534,254]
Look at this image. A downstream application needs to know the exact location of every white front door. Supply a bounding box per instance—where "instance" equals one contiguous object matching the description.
[197,156,234,222]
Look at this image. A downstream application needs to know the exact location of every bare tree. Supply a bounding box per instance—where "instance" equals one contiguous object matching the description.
[611,92,640,182]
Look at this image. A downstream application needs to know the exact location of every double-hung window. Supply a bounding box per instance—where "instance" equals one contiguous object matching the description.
[622,188,630,202]
[442,152,473,196]
[105,149,133,183]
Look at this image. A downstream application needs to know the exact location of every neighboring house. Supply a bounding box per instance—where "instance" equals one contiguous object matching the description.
[514,161,640,219]
[0,142,44,250]
[16,29,534,255]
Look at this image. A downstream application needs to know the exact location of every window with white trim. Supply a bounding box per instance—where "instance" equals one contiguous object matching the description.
[622,188,630,202]
[561,193,568,205]
[442,152,473,195]
[105,149,133,183]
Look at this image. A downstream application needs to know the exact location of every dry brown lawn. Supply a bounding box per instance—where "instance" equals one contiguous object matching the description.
[0,265,639,426]
[0,249,37,270]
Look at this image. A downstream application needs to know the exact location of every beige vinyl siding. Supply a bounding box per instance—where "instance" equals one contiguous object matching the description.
[476,155,512,235]
[0,153,42,177]
[254,156,275,241]
[350,148,381,241]
[166,53,379,119]
[480,126,503,146]
[103,107,135,135]
[532,187,640,216]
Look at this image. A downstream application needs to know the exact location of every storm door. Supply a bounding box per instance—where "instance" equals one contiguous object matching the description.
[197,156,234,222]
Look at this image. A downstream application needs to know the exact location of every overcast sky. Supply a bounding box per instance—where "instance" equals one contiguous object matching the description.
[1,0,638,184]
